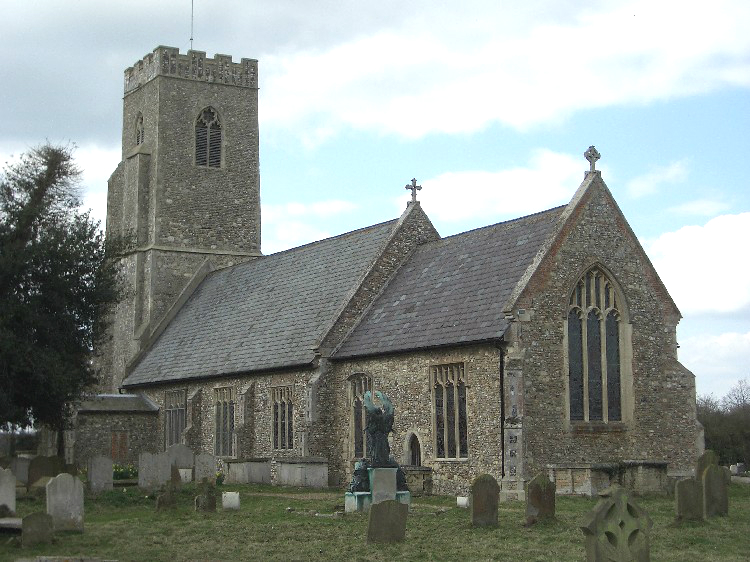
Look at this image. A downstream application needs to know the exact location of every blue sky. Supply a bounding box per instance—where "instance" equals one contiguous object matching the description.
[2,0,749,399]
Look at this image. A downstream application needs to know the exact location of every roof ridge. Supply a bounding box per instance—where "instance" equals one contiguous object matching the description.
[438,205,566,242]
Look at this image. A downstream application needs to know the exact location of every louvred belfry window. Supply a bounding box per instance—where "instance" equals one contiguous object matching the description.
[135,113,145,146]
[567,267,622,422]
[195,107,222,168]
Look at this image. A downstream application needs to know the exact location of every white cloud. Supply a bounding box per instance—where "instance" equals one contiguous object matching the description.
[401,149,583,223]
[679,331,750,398]
[75,145,120,228]
[626,161,688,198]
[645,212,750,314]
[668,199,730,217]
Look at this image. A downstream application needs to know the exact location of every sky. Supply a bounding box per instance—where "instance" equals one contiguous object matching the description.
[2,0,749,399]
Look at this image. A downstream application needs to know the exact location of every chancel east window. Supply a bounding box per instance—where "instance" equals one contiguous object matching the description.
[272,386,294,450]
[164,389,187,448]
[214,387,235,456]
[567,267,623,422]
[349,374,372,458]
[432,363,468,459]
[195,107,222,168]
[135,113,144,146]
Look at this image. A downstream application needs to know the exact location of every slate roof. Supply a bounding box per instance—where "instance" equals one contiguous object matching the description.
[78,394,159,413]
[122,219,398,387]
[333,207,564,359]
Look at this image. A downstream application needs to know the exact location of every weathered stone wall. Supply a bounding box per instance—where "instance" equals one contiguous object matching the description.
[74,412,158,467]
[507,174,698,479]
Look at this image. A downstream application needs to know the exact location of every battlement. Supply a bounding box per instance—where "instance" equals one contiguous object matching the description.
[124,46,258,94]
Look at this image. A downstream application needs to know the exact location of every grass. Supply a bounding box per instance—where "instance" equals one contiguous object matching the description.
[2,482,749,561]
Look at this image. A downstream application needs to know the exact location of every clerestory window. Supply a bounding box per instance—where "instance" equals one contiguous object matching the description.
[195,107,222,168]
[432,363,468,459]
[349,374,372,459]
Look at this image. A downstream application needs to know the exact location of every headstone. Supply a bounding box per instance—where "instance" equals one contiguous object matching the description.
[10,456,30,485]
[22,512,54,546]
[87,455,113,494]
[222,491,240,510]
[526,473,556,525]
[167,443,194,469]
[170,464,183,490]
[703,464,728,518]
[194,479,217,512]
[369,467,397,505]
[470,474,499,528]
[580,485,652,562]
[28,455,65,487]
[156,482,177,511]
[730,464,739,476]
[367,499,408,543]
[194,453,215,483]
[695,450,719,481]
[456,496,470,508]
[46,472,84,531]
[675,478,702,521]
[138,452,170,489]
[0,467,16,516]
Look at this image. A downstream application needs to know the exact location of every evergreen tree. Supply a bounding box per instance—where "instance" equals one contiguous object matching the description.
[0,144,124,432]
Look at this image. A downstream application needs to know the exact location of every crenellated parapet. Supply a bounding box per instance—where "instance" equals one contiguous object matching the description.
[124,45,258,94]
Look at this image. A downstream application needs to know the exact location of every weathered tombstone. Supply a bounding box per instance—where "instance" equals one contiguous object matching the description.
[222,491,240,510]
[695,450,719,481]
[457,496,470,508]
[367,499,408,543]
[194,452,215,483]
[675,478,703,521]
[170,464,183,490]
[138,452,170,490]
[28,455,65,487]
[580,485,652,562]
[167,443,195,469]
[156,482,177,511]
[0,467,16,516]
[46,472,84,531]
[730,464,739,476]
[470,474,499,528]
[194,479,217,512]
[526,473,555,525]
[87,455,113,494]
[369,467,397,505]
[10,456,31,486]
[703,464,728,518]
[22,512,54,546]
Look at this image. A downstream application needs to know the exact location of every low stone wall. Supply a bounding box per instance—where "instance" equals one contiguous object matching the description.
[276,457,328,488]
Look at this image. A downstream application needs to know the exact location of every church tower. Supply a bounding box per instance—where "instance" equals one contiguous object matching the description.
[102,46,262,390]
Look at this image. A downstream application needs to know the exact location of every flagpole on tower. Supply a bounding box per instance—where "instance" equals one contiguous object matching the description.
[190,0,194,50]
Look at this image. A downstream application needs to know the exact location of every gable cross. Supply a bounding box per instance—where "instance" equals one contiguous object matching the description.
[405,178,422,203]
[584,146,601,172]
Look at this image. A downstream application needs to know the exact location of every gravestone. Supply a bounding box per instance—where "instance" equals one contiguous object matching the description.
[46,472,84,531]
[194,452,215,483]
[87,455,113,494]
[138,452,170,489]
[22,512,54,546]
[156,482,177,511]
[194,479,217,512]
[367,499,408,543]
[222,491,240,510]
[369,467,397,505]
[703,464,728,518]
[170,464,183,490]
[10,456,31,486]
[470,474,499,528]
[0,467,16,516]
[526,473,555,525]
[695,450,719,481]
[675,478,702,521]
[580,485,652,562]
[28,455,65,487]
[167,443,194,469]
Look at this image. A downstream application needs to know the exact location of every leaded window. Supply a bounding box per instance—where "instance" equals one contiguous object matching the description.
[214,387,235,456]
[272,386,294,450]
[349,374,372,458]
[432,363,468,459]
[195,107,222,167]
[164,389,187,448]
[568,267,622,422]
[135,113,144,145]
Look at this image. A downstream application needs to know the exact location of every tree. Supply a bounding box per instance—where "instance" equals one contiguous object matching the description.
[0,144,124,433]
[697,379,750,466]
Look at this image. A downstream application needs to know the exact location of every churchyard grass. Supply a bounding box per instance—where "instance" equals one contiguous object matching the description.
[2,482,749,561]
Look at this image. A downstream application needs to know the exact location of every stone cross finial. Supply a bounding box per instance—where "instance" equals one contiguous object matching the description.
[405,178,422,203]
[584,146,601,172]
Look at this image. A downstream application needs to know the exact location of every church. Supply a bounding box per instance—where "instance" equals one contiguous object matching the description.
[73,46,701,496]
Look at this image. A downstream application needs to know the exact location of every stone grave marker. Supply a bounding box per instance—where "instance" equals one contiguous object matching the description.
[170,464,183,490]
[167,443,194,469]
[138,452,170,489]
[156,482,177,511]
[28,455,65,487]
[369,467,397,505]
[194,479,217,512]
[222,491,240,510]
[10,456,31,486]
[695,450,719,481]
[470,474,500,528]
[367,499,408,543]
[0,467,16,516]
[22,512,54,546]
[580,485,652,562]
[194,452,215,483]
[87,455,113,494]
[675,478,702,522]
[703,464,728,518]
[526,473,555,525]
[46,472,84,531]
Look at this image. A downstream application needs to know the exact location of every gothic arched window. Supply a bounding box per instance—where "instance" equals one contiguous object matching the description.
[432,363,468,459]
[567,267,623,423]
[195,107,222,168]
[135,113,145,146]
[349,374,371,459]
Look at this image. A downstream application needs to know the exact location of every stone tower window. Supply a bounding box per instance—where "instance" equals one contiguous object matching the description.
[567,266,627,423]
[214,386,235,457]
[135,113,145,146]
[349,374,372,459]
[432,363,468,459]
[195,107,222,168]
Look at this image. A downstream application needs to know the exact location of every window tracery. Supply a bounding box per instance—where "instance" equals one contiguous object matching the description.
[432,363,468,459]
